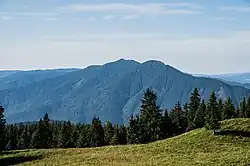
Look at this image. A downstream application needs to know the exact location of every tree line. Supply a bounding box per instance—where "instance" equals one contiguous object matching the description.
[0,88,250,150]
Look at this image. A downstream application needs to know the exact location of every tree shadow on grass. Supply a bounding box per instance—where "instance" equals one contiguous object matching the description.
[0,155,43,166]
[0,150,31,156]
[214,130,250,137]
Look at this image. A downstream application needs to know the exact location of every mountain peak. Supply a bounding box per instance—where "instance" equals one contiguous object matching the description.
[142,60,165,65]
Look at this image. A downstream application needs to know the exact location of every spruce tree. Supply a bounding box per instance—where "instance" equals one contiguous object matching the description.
[222,97,235,120]
[104,121,114,145]
[194,99,206,128]
[70,124,80,148]
[90,117,104,147]
[162,109,173,137]
[18,126,30,149]
[217,99,223,121]
[110,125,119,145]
[246,96,250,118]
[34,113,52,149]
[5,125,18,150]
[77,125,89,148]
[187,88,200,130]
[169,102,187,134]
[205,92,220,129]
[239,97,247,118]
[118,125,127,145]
[127,114,140,144]
[58,121,73,148]
[0,106,6,151]
[235,107,240,118]
[138,88,164,143]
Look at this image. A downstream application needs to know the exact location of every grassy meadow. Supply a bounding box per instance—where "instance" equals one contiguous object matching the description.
[1,118,250,166]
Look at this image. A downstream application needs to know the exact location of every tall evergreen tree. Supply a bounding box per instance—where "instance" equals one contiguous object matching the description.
[34,113,52,149]
[90,117,104,147]
[138,88,164,143]
[70,124,80,148]
[58,121,73,148]
[222,97,235,120]
[18,126,30,149]
[239,97,247,118]
[104,121,114,145]
[5,125,18,150]
[169,102,187,134]
[162,109,173,137]
[118,125,127,145]
[0,106,6,151]
[110,125,119,145]
[127,114,140,144]
[235,107,240,118]
[205,92,220,129]
[187,88,200,130]
[246,96,250,118]
[194,99,206,128]
[218,99,223,121]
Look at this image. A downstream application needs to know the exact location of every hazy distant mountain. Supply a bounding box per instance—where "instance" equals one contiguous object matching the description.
[0,69,78,90]
[194,73,250,89]
[1,59,250,124]
[0,71,20,78]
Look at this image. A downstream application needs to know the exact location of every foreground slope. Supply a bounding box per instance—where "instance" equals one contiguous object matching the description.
[1,59,250,124]
[1,119,250,166]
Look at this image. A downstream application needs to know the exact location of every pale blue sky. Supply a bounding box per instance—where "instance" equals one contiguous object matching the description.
[0,0,250,74]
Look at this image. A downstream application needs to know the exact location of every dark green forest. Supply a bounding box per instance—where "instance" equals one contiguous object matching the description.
[1,88,250,151]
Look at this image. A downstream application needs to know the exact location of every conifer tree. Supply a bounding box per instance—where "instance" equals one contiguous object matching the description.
[77,125,89,148]
[222,97,235,120]
[58,121,73,148]
[0,106,6,151]
[18,126,30,149]
[162,109,173,137]
[235,107,240,118]
[90,117,104,147]
[104,121,114,145]
[246,96,250,118]
[110,125,119,145]
[205,92,220,129]
[239,97,247,118]
[118,125,127,145]
[127,114,140,144]
[169,101,187,134]
[138,88,164,143]
[218,99,223,121]
[194,99,206,128]
[187,88,200,130]
[70,124,80,148]
[5,125,18,150]
[34,113,52,149]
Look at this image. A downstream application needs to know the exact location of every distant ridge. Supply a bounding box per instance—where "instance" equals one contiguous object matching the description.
[0,59,249,124]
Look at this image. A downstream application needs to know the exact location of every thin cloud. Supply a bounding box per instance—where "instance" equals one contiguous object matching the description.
[0,12,55,16]
[1,16,13,20]
[123,14,139,20]
[212,16,237,20]
[220,6,250,12]
[43,33,171,42]
[60,3,201,15]
[103,15,115,20]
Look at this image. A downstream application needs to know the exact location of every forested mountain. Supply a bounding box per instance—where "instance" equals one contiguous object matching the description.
[0,69,78,90]
[0,59,249,124]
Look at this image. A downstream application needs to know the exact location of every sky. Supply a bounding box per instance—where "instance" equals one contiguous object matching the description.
[0,0,250,74]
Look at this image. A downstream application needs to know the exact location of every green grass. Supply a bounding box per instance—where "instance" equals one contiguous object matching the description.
[1,118,250,166]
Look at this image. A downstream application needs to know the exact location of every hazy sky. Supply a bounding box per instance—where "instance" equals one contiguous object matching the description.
[0,0,250,74]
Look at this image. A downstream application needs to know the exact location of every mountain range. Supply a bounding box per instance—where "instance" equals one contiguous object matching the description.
[1,59,250,124]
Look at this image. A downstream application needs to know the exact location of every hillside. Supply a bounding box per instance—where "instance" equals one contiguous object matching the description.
[1,59,250,124]
[1,118,250,166]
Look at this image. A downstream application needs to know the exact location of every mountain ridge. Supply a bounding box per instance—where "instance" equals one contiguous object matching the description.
[0,59,249,124]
